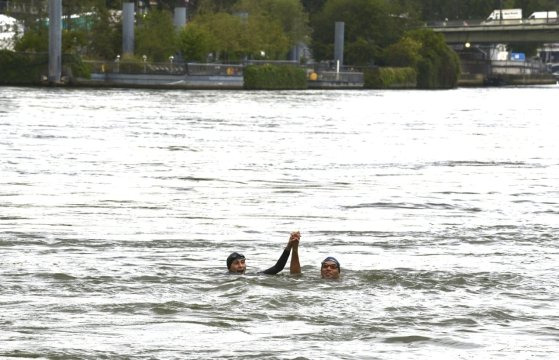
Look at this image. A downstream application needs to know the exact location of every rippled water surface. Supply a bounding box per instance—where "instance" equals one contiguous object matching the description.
[1,86,559,359]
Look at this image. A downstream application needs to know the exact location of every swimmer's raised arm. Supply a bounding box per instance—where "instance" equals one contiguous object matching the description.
[290,231,301,275]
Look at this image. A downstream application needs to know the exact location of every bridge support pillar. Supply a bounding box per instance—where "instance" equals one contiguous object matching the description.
[48,0,62,84]
[122,1,135,56]
[334,21,345,66]
[174,1,187,30]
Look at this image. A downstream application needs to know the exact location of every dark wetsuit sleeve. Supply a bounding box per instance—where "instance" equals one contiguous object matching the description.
[259,248,290,275]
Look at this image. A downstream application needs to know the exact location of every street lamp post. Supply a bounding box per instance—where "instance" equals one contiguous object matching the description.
[115,54,120,73]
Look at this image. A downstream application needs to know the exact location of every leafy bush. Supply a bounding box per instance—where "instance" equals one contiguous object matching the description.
[407,29,460,89]
[62,54,91,80]
[136,10,178,62]
[178,23,215,62]
[382,29,460,89]
[364,67,416,89]
[0,50,47,84]
[0,50,91,84]
[244,64,307,90]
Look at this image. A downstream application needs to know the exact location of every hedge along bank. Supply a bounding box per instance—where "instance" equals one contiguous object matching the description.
[243,64,307,90]
[364,67,416,89]
[0,50,91,85]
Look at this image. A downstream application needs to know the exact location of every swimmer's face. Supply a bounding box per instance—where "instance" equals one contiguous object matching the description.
[321,261,340,279]
[229,258,246,274]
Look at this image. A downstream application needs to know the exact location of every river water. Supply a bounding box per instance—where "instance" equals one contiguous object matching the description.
[1,86,558,359]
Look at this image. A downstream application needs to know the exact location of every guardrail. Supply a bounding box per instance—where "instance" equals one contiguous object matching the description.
[314,71,364,83]
[83,61,247,76]
[84,60,364,83]
[187,63,243,76]
[429,18,559,28]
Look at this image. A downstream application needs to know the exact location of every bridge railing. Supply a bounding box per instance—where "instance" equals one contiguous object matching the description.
[83,61,249,76]
[429,17,559,28]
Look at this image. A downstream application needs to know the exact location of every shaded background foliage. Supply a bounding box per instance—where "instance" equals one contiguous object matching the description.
[3,0,557,87]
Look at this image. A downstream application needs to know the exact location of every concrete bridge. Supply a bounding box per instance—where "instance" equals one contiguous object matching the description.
[430,19,559,44]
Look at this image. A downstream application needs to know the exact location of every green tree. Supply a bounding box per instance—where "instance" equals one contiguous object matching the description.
[135,9,178,62]
[407,29,460,89]
[242,12,289,59]
[311,0,420,65]
[382,36,422,67]
[194,12,244,60]
[177,22,215,61]
[85,2,121,60]
[14,30,47,53]
[301,0,328,15]
[404,0,497,21]
[195,0,239,14]
[188,10,289,61]
[234,0,311,48]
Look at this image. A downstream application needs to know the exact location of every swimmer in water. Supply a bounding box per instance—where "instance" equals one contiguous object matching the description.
[320,256,341,279]
[227,231,300,275]
[288,233,340,279]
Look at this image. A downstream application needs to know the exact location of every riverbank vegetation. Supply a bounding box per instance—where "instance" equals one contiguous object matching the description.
[244,64,307,89]
[2,0,557,87]
[0,50,90,84]
[364,67,416,89]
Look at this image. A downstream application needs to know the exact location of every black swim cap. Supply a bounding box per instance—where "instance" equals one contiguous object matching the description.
[321,256,340,272]
[227,252,245,270]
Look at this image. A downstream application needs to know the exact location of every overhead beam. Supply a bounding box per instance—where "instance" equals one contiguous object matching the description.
[432,24,559,44]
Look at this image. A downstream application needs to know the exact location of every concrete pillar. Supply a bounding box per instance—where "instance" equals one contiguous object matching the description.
[48,0,62,83]
[174,0,187,30]
[122,1,135,56]
[334,21,345,67]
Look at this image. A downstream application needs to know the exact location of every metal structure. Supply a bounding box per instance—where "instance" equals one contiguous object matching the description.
[430,21,559,44]
[334,22,344,66]
[48,0,61,83]
[122,1,134,55]
[174,0,187,29]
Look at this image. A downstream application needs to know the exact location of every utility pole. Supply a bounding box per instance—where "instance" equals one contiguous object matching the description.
[48,0,62,84]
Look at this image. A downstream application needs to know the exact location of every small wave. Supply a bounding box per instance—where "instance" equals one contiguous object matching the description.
[98,302,155,314]
[431,160,540,168]
[384,335,431,343]
[0,216,28,220]
[36,272,77,281]
[166,145,199,152]
[22,134,68,139]
[342,202,459,210]
[151,301,187,315]
[0,239,48,247]
[436,317,478,326]
[4,231,46,240]
[178,176,217,182]
[273,190,302,194]
[468,308,531,321]
[0,349,129,360]
[361,270,524,292]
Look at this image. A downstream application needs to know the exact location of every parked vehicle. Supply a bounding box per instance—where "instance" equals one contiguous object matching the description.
[485,8,522,21]
[528,11,557,20]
